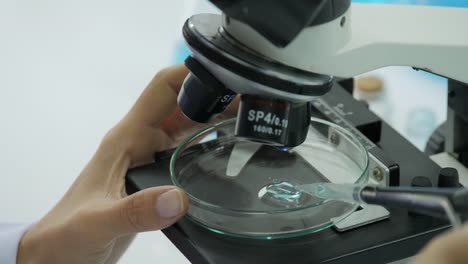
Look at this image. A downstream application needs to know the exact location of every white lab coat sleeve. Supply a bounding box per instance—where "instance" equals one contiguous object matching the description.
[0,223,31,264]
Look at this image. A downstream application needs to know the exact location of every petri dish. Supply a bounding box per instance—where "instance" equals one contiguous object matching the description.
[170,117,369,239]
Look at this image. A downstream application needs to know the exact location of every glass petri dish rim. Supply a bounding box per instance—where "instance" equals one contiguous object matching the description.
[170,117,369,215]
[183,209,356,240]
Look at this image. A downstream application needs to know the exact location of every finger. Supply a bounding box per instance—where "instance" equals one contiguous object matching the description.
[413,226,468,264]
[108,186,188,235]
[127,64,189,126]
[222,94,240,118]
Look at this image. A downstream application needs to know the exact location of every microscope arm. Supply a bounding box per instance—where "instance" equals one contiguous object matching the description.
[223,4,468,84]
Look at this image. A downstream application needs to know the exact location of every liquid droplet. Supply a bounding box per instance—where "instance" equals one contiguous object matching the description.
[258,181,307,208]
[266,181,302,202]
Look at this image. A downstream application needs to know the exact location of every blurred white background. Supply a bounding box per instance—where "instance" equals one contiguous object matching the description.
[0,0,215,263]
[0,0,450,263]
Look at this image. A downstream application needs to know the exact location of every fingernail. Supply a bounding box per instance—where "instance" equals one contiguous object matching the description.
[156,188,184,218]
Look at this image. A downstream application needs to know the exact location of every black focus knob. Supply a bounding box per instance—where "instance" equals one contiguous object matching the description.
[178,56,236,123]
[409,176,435,217]
[438,167,460,187]
[411,176,432,188]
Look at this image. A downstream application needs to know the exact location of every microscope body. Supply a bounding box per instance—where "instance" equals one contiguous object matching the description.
[221,1,468,84]
[177,0,468,148]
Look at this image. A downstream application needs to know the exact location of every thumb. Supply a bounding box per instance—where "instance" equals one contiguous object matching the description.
[110,186,189,235]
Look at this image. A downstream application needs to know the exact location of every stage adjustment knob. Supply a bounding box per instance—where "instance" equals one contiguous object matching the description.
[438,167,460,187]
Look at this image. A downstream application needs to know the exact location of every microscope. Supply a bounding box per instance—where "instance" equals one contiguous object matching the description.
[126,1,468,263]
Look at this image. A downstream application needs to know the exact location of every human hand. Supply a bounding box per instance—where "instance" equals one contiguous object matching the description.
[17,65,236,264]
[413,224,468,264]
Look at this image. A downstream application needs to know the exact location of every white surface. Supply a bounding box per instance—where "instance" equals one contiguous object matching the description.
[0,224,30,264]
[0,0,193,263]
